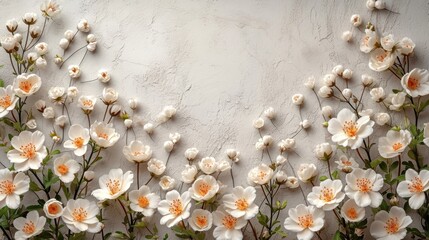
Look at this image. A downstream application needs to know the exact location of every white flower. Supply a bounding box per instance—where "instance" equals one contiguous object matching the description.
[381,34,395,51]
[13,74,42,97]
[48,86,66,104]
[345,168,383,207]
[182,164,198,183]
[158,190,192,227]
[42,106,55,119]
[286,176,299,188]
[370,206,412,240]
[128,98,138,110]
[328,108,374,149]
[40,0,61,17]
[342,31,352,42]
[0,85,18,118]
[123,140,152,163]
[292,94,304,105]
[359,108,374,118]
[300,119,311,129]
[13,211,46,239]
[35,100,46,112]
[375,0,386,10]
[35,57,47,69]
[7,130,47,171]
[147,158,166,176]
[67,86,79,100]
[0,169,29,209]
[1,36,17,52]
[43,198,64,219]
[226,149,240,162]
[335,155,359,173]
[275,155,287,166]
[27,52,38,62]
[168,132,180,144]
[101,87,118,105]
[6,18,18,32]
[255,135,273,150]
[199,157,218,174]
[26,119,37,129]
[97,69,111,83]
[90,121,120,148]
[307,179,345,211]
[314,143,335,161]
[375,112,390,126]
[92,168,133,200]
[278,138,295,152]
[360,29,377,53]
[30,27,41,38]
[87,42,97,52]
[216,160,231,172]
[63,124,90,156]
[159,176,176,191]
[189,175,219,201]
[369,48,396,72]
[143,123,154,134]
[304,76,315,89]
[212,206,246,240]
[323,74,336,87]
[185,148,199,161]
[370,87,385,102]
[350,14,362,27]
[22,12,38,25]
[318,86,333,98]
[157,105,177,123]
[189,209,213,232]
[252,118,264,129]
[283,204,325,240]
[342,88,352,99]
[297,163,318,182]
[398,37,415,55]
[401,68,429,97]
[222,186,258,220]
[340,199,365,222]
[361,74,374,86]
[77,19,90,32]
[62,199,102,233]
[247,163,273,185]
[263,107,276,119]
[378,130,411,158]
[386,92,406,111]
[53,154,80,183]
[34,42,48,55]
[274,170,288,184]
[129,186,160,216]
[68,65,81,78]
[397,169,429,210]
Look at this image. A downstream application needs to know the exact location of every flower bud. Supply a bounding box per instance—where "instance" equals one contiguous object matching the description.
[332,65,344,76]
[164,141,174,153]
[124,119,133,128]
[26,119,37,129]
[128,98,138,110]
[342,69,353,80]
[350,14,362,27]
[6,19,18,32]
[300,119,311,129]
[304,76,315,89]
[253,118,264,129]
[84,171,95,181]
[109,104,122,116]
[342,31,352,42]
[263,107,276,119]
[143,123,154,134]
[59,38,69,49]
[321,105,333,118]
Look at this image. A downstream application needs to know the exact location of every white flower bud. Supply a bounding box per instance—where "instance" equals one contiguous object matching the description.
[332,65,344,76]
[297,163,318,182]
[6,18,18,32]
[124,119,133,128]
[323,73,336,87]
[300,119,311,129]
[13,33,22,42]
[226,149,240,162]
[169,132,181,144]
[64,29,75,41]
[275,155,287,165]
[54,56,63,65]
[304,76,315,89]
[35,57,47,69]
[164,141,174,152]
[321,106,333,118]
[375,112,390,126]
[67,86,79,100]
[278,138,295,152]
[375,0,385,10]
[342,69,353,80]
[263,107,276,119]
[68,65,81,78]
[370,87,385,102]
[314,143,335,161]
[27,52,38,62]
[42,107,55,119]
[253,118,265,129]
[350,14,362,27]
[285,176,299,188]
[34,42,48,55]
[26,119,37,129]
[22,12,37,25]
[86,34,97,43]
[77,19,90,32]
[185,148,199,161]
[366,0,375,10]
[181,164,198,183]
[87,42,97,52]
[342,31,352,42]
[159,176,176,191]
[291,94,304,106]
[128,98,138,110]
[34,100,46,112]
[97,69,111,83]
[84,171,95,181]
[59,38,69,49]
[55,115,68,128]
[217,159,231,172]
[359,109,374,118]
[143,123,154,134]
[361,74,374,86]
[274,170,287,184]
[342,88,352,99]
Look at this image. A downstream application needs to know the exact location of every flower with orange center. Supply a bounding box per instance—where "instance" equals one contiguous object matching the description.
[397,169,429,209]
[189,209,213,232]
[345,168,384,208]
[378,130,411,159]
[0,180,15,195]
[20,143,36,159]
[0,85,18,118]
[189,175,219,201]
[138,196,149,208]
[340,199,365,223]
[64,124,90,156]
[43,199,64,219]
[61,199,102,233]
[284,204,325,240]
[369,48,396,72]
[0,169,30,209]
[90,121,120,148]
[57,164,69,175]
[13,74,41,97]
[158,190,192,228]
[401,68,429,97]
[72,207,87,222]
[308,179,345,211]
[370,206,412,239]
[8,130,47,172]
[298,214,314,228]
[53,154,80,183]
[222,215,237,230]
[13,211,46,239]
[92,169,133,201]
[0,95,12,108]
[235,198,248,211]
[213,206,246,239]
[343,120,358,137]
[129,185,160,216]
[222,186,259,220]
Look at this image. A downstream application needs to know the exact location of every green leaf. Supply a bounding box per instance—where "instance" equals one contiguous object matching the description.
[370,158,383,169]
[319,175,328,181]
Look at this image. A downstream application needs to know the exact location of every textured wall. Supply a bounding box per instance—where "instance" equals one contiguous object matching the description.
[0,0,427,239]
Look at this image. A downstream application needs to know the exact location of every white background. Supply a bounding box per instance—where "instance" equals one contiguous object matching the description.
[0,0,427,239]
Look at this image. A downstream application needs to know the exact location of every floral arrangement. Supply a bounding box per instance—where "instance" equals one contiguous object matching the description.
[0,0,427,240]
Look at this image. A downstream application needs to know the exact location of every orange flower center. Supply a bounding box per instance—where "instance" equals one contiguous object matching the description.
[169,199,183,217]
[0,95,12,109]
[407,77,420,90]
[197,182,211,196]
[356,178,373,193]
[376,52,388,62]
[0,180,15,195]
[408,176,424,193]
[22,221,36,235]
[106,179,121,195]
[392,142,403,151]
[342,160,352,166]
[48,203,60,215]
[385,217,399,234]
[346,208,358,220]
[343,120,358,137]
[20,143,36,159]
[195,215,208,228]
[72,207,87,222]
[235,198,249,211]
[298,214,314,228]
[320,187,334,202]
[19,80,33,93]
[73,137,84,148]
[57,164,69,175]
[83,100,93,107]
[97,132,109,140]
[138,196,150,208]
[258,170,267,180]
[222,215,237,230]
